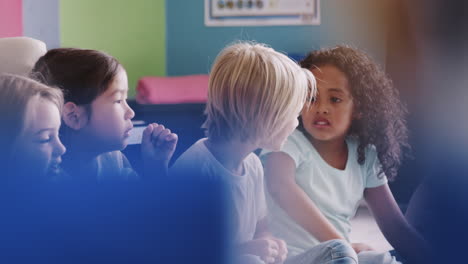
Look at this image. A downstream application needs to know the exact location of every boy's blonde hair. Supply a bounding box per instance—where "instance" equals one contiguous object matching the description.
[0,74,63,164]
[203,42,316,143]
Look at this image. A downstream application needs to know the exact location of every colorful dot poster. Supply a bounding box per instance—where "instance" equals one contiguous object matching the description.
[205,0,320,26]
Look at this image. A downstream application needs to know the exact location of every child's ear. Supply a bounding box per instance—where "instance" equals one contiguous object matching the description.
[62,102,88,130]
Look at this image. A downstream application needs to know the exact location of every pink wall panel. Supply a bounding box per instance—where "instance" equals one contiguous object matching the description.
[0,0,23,37]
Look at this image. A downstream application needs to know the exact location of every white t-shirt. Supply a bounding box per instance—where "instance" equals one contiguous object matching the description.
[94,151,138,181]
[260,130,387,256]
[171,138,268,244]
[63,151,138,182]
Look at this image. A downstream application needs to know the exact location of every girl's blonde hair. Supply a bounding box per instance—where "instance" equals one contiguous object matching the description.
[203,42,316,143]
[0,74,63,166]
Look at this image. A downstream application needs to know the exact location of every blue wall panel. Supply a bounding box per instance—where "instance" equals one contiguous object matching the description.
[166,0,387,76]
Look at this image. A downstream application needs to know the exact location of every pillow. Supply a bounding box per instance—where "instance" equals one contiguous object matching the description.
[0,37,47,76]
[136,74,209,104]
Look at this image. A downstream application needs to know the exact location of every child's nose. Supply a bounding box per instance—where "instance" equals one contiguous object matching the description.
[315,101,329,114]
[53,138,66,157]
[124,101,135,120]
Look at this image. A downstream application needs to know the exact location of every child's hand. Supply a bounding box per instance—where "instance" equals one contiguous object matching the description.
[351,242,374,254]
[269,237,288,264]
[141,123,178,176]
[246,238,281,264]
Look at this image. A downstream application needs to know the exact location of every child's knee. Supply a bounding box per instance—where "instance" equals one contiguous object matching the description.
[323,239,358,263]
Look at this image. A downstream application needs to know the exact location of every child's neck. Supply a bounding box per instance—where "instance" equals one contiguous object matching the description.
[309,137,348,170]
[205,138,256,176]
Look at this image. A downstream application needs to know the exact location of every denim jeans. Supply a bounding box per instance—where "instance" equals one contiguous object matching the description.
[358,250,401,264]
[285,239,358,264]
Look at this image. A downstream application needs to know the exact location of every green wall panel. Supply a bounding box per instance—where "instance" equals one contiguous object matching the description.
[60,0,166,97]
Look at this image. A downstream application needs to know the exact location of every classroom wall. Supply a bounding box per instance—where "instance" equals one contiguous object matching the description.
[0,0,59,46]
[166,0,388,76]
[23,0,60,49]
[2,0,387,97]
[60,0,166,97]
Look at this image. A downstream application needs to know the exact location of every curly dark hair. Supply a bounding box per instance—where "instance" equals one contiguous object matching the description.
[299,45,410,181]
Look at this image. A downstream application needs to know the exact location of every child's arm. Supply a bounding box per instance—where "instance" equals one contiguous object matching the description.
[264,152,345,242]
[141,123,178,177]
[235,217,287,264]
[364,184,430,263]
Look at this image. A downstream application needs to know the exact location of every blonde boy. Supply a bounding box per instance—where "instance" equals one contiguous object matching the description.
[171,42,356,264]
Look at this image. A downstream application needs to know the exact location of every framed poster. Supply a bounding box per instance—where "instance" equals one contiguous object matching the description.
[205,0,320,26]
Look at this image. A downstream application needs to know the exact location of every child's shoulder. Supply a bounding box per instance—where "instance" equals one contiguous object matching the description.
[97,151,129,167]
[288,129,309,145]
[284,130,312,157]
[244,152,263,173]
[97,151,138,181]
[170,138,216,176]
[260,129,309,157]
[346,137,387,182]
[173,139,209,164]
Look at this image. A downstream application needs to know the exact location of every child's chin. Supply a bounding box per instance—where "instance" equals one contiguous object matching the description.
[108,140,128,151]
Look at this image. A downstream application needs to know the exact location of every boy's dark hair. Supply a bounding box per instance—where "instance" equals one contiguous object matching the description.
[300,45,410,180]
[31,48,121,105]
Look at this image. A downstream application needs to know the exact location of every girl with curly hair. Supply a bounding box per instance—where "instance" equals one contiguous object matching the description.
[260,46,428,264]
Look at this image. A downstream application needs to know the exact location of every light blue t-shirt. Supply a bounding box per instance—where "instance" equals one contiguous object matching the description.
[171,138,268,244]
[259,130,387,256]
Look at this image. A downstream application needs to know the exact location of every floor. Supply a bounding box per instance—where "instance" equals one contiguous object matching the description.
[349,203,393,252]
